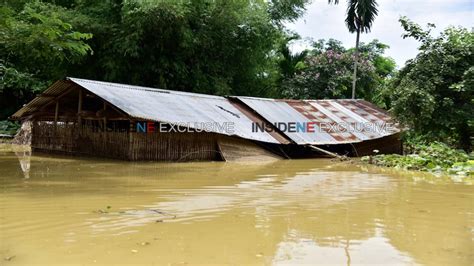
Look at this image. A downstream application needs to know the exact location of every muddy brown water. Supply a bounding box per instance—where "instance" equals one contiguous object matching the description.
[0,144,472,265]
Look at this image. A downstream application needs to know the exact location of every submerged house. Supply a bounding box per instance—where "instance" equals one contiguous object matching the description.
[11,78,401,161]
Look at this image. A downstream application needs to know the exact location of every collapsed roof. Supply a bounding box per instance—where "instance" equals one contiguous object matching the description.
[233,96,399,145]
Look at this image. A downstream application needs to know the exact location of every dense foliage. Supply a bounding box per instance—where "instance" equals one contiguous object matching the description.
[281,39,395,100]
[0,1,92,119]
[79,0,289,96]
[362,142,473,177]
[0,120,19,136]
[0,0,309,120]
[388,17,473,151]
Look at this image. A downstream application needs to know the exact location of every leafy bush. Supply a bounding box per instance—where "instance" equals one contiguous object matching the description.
[448,161,474,176]
[0,120,20,135]
[362,142,472,176]
[0,2,92,120]
[389,18,474,151]
[281,39,395,100]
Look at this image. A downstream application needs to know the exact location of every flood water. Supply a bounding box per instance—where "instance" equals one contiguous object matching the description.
[0,144,473,265]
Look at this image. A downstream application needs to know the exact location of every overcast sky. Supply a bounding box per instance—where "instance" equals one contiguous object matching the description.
[286,0,473,67]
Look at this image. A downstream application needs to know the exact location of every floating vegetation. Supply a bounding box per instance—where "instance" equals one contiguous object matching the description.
[92,207,176,223]
[93,206,112,214]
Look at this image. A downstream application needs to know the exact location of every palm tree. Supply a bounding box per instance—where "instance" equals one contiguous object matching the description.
[279,38,308,79]
[328,0,378,99]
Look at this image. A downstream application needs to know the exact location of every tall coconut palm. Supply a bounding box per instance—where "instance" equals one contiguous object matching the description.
[328,0,378,99]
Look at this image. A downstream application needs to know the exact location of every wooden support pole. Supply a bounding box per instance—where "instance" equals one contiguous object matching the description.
[103,101,107,132]
[54,101,59,133]
[77,88,83,125]
[308,145,344,159]
[128,130,134,160]
[54,101,59,124]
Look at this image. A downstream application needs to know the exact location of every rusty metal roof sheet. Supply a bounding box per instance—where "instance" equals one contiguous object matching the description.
[12,78,283,144]
[234,96,400,145]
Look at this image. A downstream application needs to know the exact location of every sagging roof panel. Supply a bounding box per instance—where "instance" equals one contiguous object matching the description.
[234,96,400,145]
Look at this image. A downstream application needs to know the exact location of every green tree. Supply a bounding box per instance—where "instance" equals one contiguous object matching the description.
[1,0,311,120]
[268,0,309,24]
[328,0,379,99]
[282,39,395,100]
[98,0,281,96]
[0,2,92,119]
[390,17,473,151]
[64,0,311,97]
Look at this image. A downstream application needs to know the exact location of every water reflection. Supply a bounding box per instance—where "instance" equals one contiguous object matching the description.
[12,145,31,179]
[0,144,472,265]
[273,229,415,265]
[86,169,391,231]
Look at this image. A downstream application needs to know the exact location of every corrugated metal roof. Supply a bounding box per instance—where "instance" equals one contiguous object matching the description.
[11,80,76,119]
[12,78,399,146]
[12,78,283,144]
[234,96,400,145]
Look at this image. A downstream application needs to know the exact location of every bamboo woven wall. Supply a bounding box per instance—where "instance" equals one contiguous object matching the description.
[32,122,76,153]
[128,131,220,161]
[31,121,220,161]
[32,121,130,159]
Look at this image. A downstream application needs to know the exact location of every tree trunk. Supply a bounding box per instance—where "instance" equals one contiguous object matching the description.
[351,28,360,99]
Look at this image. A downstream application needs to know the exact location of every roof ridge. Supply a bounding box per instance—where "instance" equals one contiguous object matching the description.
[68,77,225,100]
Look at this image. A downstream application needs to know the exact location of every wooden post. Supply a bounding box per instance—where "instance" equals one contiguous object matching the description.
[128,127,134,160]
[102,101,107,152]
[54,101,59,125]
[308,145,345,160]
[102,102,107,132]
[77,89,83,126]
[54,101,59,139]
